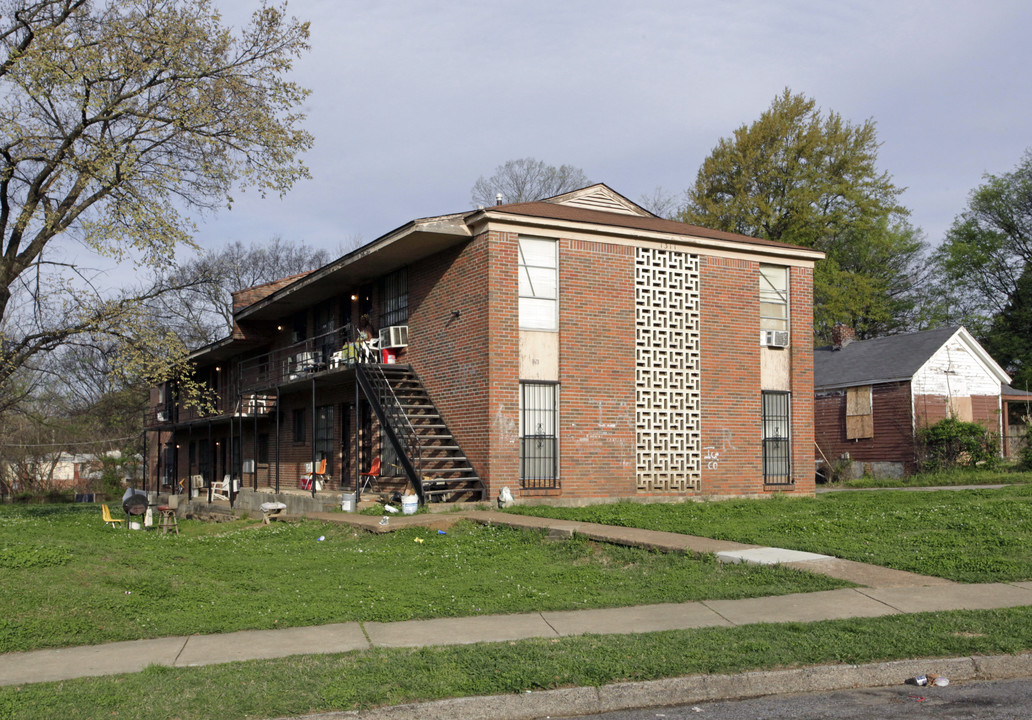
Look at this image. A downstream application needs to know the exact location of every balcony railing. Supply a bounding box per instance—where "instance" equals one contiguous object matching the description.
[238,324,378,392]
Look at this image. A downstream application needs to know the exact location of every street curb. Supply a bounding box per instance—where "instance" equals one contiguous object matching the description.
[285,652,1032,720]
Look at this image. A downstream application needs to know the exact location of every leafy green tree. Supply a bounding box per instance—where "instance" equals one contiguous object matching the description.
[934,149,1032,384]
[981,264,1032,388]
[680,89,928,341]
[0,0,312,411]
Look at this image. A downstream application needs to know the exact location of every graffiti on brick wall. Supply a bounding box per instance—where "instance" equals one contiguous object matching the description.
[494,405,518,445]
[572,399,635,467]
[703,429,737,471]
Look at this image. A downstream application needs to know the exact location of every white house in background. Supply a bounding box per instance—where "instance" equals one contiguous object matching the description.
[814,325,1011,478]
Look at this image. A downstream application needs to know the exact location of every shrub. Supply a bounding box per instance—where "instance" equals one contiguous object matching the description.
[919,417,999,471]
[1020,425,1032,471]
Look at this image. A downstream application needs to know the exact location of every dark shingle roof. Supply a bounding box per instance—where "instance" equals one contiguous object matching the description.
[1003,384,1032,398]
[814,326,963,389]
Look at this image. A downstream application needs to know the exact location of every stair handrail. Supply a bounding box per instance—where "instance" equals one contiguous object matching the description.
[355,363,424,502]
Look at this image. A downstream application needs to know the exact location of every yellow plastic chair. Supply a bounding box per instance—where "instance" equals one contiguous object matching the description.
[101,504,124,528]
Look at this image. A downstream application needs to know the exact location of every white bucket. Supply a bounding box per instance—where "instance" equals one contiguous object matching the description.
[401,495,418,515]
[341,492,355,512]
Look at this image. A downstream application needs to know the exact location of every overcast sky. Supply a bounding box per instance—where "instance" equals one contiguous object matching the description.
[195,0,1032,259]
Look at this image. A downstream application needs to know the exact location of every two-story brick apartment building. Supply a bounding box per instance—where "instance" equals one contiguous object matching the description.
[146,185,824,507]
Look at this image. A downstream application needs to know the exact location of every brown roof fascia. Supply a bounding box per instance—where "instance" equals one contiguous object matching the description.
[467,201,824,260]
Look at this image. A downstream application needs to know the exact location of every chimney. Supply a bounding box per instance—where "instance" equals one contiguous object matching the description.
[496,193,504,206]
[832,323,856,350]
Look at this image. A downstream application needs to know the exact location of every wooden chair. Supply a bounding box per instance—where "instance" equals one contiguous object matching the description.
[359,457,381,494]
[101,504,124,528]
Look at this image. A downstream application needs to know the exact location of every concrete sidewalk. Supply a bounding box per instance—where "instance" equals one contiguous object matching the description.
[2,507,1027,689]
[4,582,1032,687]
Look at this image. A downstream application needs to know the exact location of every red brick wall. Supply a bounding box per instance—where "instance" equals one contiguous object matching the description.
[815,381,916,472]
[556,238,636,498]
[486,232,521,496]
[788,264,816,494]
[407,233,495,491]
[699,258,815,496]
[700,256,762,495]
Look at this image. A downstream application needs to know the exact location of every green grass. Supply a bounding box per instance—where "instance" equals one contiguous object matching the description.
[832,467,1031,489]
[0,504,846,653]
[3,606,1031,720]
[508,482,1032,583]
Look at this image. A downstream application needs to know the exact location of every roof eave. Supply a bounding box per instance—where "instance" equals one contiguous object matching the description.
[469,209,825,262]
[234,213,471,322]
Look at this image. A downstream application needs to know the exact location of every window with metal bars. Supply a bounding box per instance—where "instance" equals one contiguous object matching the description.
[381,269,408,327]
[762,391,792,484]
[520,382,559,488]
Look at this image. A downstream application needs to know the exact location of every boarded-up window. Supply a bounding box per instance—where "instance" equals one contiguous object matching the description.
[948,395,973,422]
[845,386,874,439]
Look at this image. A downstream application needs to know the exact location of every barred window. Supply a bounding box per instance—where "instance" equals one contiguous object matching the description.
[520,382,559,488]
[381,269,408,327]
[762,391,792,484]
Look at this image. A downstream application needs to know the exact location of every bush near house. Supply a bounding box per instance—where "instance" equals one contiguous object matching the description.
[919,417,999,471]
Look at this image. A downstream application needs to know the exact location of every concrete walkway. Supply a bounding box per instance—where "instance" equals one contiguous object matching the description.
[3,508,1027,688]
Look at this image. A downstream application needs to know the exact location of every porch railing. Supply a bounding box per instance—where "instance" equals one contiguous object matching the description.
[238,323,376,392]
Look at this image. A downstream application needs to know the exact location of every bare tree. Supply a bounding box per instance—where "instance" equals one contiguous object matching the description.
[0,0,312,410]
[156,237,331,348]
[637,186,679,219]
[471,158,591,207]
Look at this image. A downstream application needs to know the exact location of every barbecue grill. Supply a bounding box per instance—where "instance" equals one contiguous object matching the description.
[121,488,148,516]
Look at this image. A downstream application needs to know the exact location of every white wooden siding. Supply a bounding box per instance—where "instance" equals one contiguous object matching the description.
[913,336,1001,397]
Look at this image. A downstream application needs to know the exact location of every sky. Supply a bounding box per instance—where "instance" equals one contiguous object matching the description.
[193,0,1032,260]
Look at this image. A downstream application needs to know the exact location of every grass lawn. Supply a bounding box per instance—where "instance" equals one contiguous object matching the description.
[0,504,847,654]
[508,478,1032,583]
[3,606,1032,720]
[832,467,1031,489]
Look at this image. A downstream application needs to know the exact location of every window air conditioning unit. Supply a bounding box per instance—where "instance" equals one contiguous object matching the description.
[761,330,790,348]
[156,411,168,422]
[379,325,409,349]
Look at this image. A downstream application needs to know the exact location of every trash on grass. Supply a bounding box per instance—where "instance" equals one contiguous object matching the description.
[437,529,446,535]
[414,537,424,544]
[317,536,325,542]
[383,504,398,513]
[378,516,389,526]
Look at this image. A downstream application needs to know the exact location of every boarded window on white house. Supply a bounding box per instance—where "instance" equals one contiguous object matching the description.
[845,386,874,439]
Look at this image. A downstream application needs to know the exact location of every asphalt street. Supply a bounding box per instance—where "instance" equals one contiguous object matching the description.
[567,677,1032,720]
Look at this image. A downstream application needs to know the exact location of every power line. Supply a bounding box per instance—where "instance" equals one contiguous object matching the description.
[1,435,139,449]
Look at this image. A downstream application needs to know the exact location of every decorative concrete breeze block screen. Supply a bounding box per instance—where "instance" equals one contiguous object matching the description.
[634,247,702,492]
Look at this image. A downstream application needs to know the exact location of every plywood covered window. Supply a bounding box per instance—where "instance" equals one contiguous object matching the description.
[845,386,874,439]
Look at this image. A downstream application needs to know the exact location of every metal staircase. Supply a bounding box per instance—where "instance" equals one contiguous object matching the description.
[355,363,485,504]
